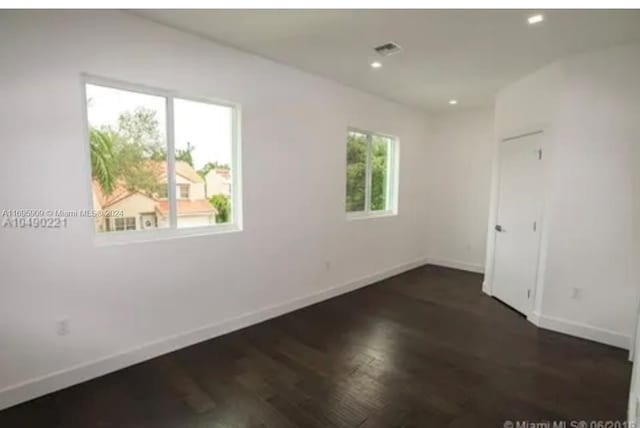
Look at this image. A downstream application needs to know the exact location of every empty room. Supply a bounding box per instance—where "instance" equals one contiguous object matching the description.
[1,4,640,427]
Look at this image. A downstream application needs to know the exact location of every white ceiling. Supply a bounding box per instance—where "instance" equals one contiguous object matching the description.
[132,10,640,112]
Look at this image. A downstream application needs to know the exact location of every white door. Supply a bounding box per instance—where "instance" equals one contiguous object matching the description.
[492,133,543,315]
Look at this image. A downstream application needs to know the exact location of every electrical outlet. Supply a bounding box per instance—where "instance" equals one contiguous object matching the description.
[56,318,69,336]
[324,261,332,271]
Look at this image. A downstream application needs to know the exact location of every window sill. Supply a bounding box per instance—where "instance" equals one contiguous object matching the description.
[346,210,397,221]
[94,223,241,247]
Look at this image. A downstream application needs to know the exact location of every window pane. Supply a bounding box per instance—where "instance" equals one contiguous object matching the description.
[86,84,169,233]
[371,135,390,211]
[178,184,189,199]
[173,98,233,228]
[346,131,367,212]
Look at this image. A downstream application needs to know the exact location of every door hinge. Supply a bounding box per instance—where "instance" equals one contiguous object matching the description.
[537,149,543,160]
[533,221,537,232]
[527,289,531,299]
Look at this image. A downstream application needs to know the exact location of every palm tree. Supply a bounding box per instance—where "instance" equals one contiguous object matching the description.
[89,128,116,195]
[176,141,194,167]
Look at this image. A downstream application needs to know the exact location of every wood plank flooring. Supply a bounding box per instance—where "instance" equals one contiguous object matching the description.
[0,265,631,427]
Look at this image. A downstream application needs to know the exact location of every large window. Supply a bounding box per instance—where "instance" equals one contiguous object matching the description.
[85,77,240,239]
[346,129,397,218]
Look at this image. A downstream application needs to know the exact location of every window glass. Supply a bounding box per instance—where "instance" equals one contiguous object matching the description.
[86,84,169,233]
[371,135,390,211]
[173,98,233,228]
[346,131,367,212]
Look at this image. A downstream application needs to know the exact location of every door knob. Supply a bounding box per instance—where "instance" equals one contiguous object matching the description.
[495,224,503,232]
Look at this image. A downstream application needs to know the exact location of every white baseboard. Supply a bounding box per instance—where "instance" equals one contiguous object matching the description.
[481,280,492,296]
[528,311,630,350]
[527,310,541,325]
[427,257,485,274]
[0,257,429,411]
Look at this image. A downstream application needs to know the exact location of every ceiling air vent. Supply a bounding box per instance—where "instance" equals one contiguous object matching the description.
[374,42,402,57]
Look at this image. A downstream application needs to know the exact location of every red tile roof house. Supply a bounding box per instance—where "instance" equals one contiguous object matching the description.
[92,161,216,232]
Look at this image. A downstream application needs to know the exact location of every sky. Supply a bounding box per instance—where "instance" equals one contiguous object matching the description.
[86,84,233,169]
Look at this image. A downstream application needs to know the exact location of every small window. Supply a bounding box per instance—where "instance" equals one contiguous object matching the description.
[178,184,189,199]
[109,217,136,231]
[85,78,240,240]
[346,129,397,218]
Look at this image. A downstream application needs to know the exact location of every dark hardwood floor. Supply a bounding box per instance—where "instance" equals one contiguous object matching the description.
[0,265,631,427]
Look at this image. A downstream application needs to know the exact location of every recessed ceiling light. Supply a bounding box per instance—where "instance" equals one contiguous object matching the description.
[528,14,544,25]
[370,61,382,69]
[449,99,458,105]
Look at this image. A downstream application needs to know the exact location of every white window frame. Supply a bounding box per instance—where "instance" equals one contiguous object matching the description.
[81,74,243,246]
[346,127,399,220]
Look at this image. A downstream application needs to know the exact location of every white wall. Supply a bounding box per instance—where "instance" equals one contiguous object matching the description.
[486,42,640,349]
[0,10,433,409]
[628,125,640,423]
[427,108,495,272]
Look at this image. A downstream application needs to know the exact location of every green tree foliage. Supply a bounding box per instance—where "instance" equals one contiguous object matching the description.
[109,138,162,195]
[370,136,389,211]
[89,128,116,195]
[198,161,231,178]
[209,194,231,223]
[90,107,165,196]
[345,133,367,212]
[345,133,389,212]
[116,107,166,160]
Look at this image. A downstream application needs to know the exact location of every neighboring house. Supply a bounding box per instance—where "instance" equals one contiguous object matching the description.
[92,161,216,232]
[205,168,231,198]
